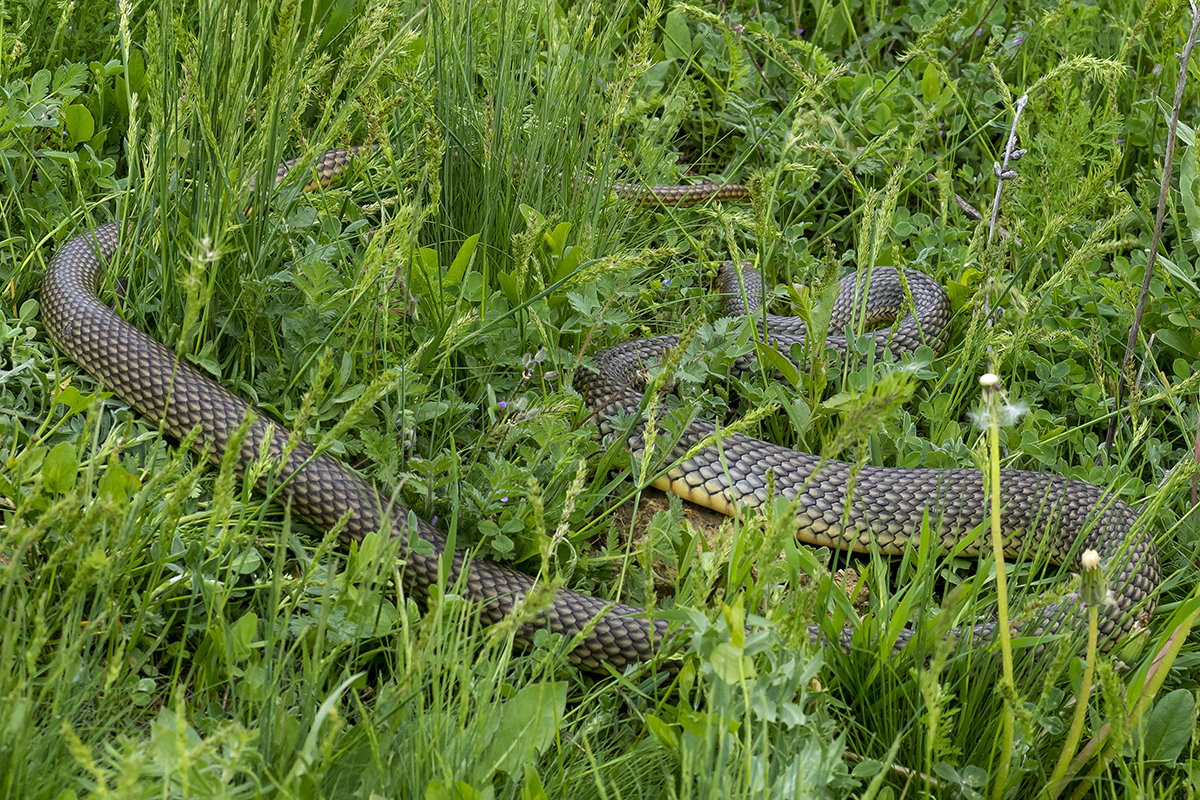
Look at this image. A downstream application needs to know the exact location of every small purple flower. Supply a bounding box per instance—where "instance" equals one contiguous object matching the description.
[975,28,982,36]
[497,400,507,409]
[432,515,439,525]
[794,28,804,36]
[1012,37,1023,45]
[500,496,508,503]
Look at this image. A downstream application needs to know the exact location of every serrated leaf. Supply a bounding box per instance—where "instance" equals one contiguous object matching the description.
[29,69,51,101]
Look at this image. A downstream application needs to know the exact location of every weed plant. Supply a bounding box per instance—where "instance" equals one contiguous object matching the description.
[2,0,1200,797]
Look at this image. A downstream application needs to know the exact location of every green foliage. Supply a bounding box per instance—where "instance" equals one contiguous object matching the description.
[3,0,1200,797]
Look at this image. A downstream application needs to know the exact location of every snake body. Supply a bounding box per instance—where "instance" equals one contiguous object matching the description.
[579,265,1158,648]
[40,152,1158,671]
[272,146,752,205]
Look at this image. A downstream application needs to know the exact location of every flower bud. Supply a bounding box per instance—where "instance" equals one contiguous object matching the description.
[1080,548,1108,607]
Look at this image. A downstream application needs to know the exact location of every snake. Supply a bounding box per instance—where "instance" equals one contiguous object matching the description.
[40,148,1159,672]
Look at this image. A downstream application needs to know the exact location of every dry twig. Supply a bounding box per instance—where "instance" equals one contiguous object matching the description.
[1106,2,1200,455]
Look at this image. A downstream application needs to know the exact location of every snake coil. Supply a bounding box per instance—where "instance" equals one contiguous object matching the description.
[40,150,1158,670]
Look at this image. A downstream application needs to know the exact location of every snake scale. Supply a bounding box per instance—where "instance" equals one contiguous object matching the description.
[40,149,1159,671]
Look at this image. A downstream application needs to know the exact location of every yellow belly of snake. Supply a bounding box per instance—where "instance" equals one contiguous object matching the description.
[40,149,1158,670]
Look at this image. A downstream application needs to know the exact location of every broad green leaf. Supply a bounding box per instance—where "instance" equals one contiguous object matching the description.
[97,462,140,505]
[63,104,94,147]
[663,10,692,61]
[1153,251,1199,292]
[553,245,581,282]
[44,441,77,493]
[1159,97,1195,146]
[645,714,680,749]
[496,270,519,306]
[543,221,570,255]
[413,246,440,290]
[753,339,801,388]
[425,781,486,800]
[1140,688,1194,764]
[1180,145,1200,246]
[520,764,548,800]
[127,48,145,94]
[228,612,258,659]
[444,232,479,288]
[52,385,99,416]
[921,64,940,106]
[480,681,566,777]
[708,641,754,683]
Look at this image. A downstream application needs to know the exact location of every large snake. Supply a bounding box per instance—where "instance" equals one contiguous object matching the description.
[40,149,1159,671]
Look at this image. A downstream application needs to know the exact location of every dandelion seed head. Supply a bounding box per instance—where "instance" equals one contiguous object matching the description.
[1081,549,1100,570]
[998,400,1029,426]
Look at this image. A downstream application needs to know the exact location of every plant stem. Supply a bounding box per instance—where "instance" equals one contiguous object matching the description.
[988,93,1028,245]
[982,373,1015,799]
[1046,604,1099,798]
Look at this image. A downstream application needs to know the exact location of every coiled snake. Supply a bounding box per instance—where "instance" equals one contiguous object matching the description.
[40,149,1158,671]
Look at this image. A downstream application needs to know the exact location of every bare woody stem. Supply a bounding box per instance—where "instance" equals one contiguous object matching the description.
[1106,3,1200,454]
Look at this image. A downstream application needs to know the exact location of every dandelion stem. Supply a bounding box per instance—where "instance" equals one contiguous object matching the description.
[1046,603,1099,798]
[981,373,1015,799]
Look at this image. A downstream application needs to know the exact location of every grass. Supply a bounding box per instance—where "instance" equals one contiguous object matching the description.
[3,0,1200,796]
